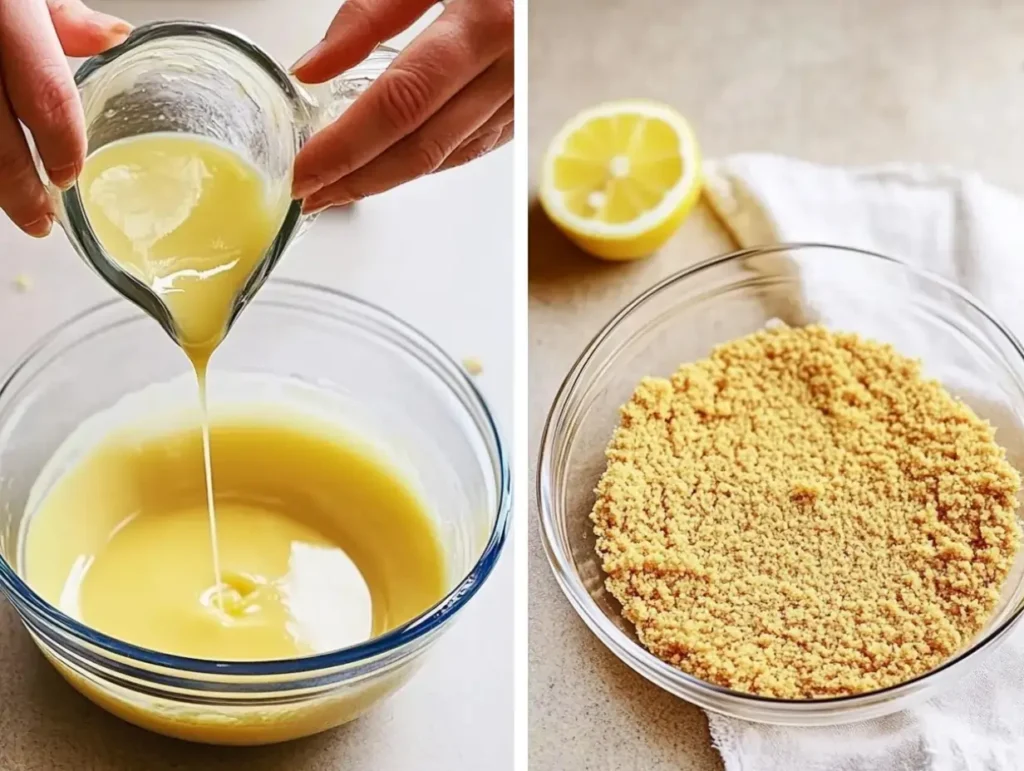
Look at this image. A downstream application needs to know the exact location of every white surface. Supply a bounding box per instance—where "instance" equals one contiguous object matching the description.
[703,154,1024,771]
[0,1,512,769]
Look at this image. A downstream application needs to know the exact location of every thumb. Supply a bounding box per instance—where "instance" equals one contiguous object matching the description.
[46,0,132,58]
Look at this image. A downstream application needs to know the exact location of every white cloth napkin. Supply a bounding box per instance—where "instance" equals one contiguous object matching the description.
[700,154,1024,771]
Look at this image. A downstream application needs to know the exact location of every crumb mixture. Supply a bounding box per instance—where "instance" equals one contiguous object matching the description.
[591,325,1021,698]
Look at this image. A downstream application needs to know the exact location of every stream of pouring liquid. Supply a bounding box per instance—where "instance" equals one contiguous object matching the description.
[78,133,290,608]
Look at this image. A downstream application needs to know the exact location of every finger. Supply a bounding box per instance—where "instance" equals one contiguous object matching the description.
[301,55,512,211]
[292,0,513,200]
[291,0,435,84]
[439,94,511,162]
[474,95,513,137]
[304,121,511,213]
[436,118,511,173]
[0,0,87,188]
[47,0,132,58]
[0,84,54,237]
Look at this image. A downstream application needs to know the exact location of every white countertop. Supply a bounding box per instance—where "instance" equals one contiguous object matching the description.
[0,2,512,769]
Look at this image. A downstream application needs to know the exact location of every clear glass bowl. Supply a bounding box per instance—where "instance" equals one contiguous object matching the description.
[0,280,510,745]
[537,243,1024,725]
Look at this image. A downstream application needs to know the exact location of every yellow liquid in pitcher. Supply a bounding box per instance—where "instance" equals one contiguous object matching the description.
[78,133,289,359]
[25,409,448,660]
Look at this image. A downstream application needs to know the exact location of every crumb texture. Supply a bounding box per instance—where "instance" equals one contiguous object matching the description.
[591,325,1021,698]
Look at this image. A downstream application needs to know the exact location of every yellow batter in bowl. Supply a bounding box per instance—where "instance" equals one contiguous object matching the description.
[24,408,447,663]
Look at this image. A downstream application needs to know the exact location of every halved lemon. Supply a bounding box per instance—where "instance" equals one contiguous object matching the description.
[538,100,702,260]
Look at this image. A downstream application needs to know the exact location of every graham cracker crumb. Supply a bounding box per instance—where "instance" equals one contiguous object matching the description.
[463,357,483,376]
[591,325,1021,698]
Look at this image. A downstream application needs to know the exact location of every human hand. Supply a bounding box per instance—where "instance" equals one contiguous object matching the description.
[0,0,131,237]
[291,0,513,212]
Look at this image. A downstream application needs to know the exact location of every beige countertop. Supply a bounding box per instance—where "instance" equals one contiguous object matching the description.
[528,1,1024,769]
[0,1,512,769]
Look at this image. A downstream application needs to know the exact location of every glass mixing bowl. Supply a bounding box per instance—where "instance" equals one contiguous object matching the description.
[0,280,510,745]
[538,243,1024,725]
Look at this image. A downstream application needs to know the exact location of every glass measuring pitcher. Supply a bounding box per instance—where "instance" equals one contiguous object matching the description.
[54,20,396,344]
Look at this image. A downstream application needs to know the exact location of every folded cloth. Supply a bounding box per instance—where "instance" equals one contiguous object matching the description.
[700,154,1024,771]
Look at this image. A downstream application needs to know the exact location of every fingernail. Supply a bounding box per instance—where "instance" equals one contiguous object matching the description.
[304,196,357,214]
[292,176,325,201]
[291,40,326,74]
[23,214,53,238]
[301,197,330,215]
[48,163,79,190]
[90,12,133,39]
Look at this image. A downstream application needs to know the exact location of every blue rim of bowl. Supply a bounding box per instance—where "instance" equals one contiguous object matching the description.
[0,279,512,676]
[538,242,1024,709]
